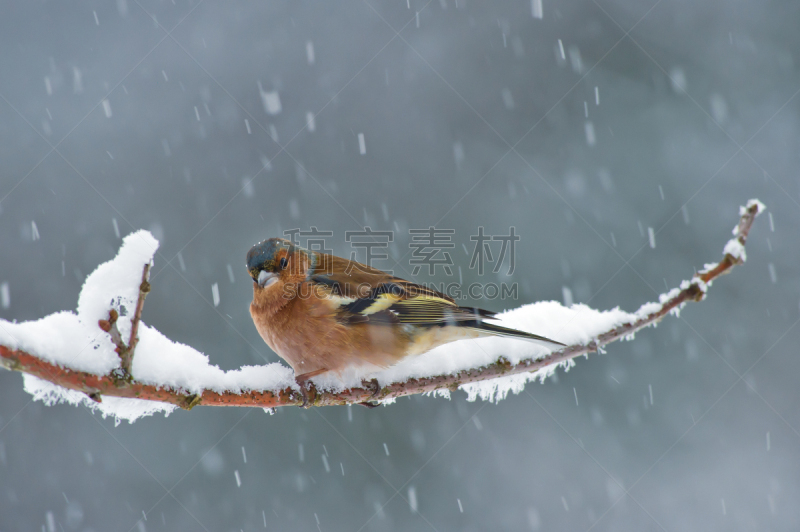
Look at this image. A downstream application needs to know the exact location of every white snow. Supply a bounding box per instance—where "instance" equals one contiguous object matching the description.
[23,374,175,426]
[260,89,282,115]
[0,282,9,309]
[0,311,118,374]
[584,121,595,146]
[132,323,293,395]
[723,238,746,261]
[531,0,542,19]
[212,282,220,306]
[358,133,366,155]
[306,41,315,65]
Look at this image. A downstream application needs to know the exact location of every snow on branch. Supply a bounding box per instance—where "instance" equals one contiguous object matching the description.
[0,200,765,423]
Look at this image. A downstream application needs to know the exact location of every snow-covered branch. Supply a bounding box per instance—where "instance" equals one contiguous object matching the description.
[0,200,765,422]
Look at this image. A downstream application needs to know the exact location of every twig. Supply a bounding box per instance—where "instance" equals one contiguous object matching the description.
[96,263,151,382]
[98,309,124,352]
[0,201,764,410]
[123,262,151,374]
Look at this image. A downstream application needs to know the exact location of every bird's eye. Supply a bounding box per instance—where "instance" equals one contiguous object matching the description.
[279,257,288,270]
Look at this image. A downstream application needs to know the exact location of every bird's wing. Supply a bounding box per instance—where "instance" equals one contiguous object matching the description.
[308,252,564,346]
[308,253,405,298]
[308,253,494,325]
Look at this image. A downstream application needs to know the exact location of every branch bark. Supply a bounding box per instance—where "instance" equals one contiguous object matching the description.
[0,201,764,410]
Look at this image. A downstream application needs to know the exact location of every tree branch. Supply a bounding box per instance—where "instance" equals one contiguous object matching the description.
[0,201,764,410]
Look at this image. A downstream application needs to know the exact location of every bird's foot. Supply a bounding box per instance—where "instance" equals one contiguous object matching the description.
[294,380,316,408]
[295,369,326,408]
[358,378,382,409]
[366,378,381,398]
[296,384,312,408]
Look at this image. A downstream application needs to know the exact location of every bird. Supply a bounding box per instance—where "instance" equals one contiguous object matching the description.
[246,237,564,390]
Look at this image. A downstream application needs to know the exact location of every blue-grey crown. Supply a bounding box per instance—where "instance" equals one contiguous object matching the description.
[246,238,292,273]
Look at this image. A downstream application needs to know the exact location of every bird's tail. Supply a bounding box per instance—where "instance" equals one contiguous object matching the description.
[463,320,566,347]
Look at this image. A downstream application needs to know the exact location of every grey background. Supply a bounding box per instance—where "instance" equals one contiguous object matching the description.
[1,0,799,530]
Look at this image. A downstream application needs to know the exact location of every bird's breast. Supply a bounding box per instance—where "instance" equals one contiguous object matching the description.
[251,292,412,375]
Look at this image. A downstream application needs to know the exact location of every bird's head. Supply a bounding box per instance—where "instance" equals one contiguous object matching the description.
[246,238,314,292]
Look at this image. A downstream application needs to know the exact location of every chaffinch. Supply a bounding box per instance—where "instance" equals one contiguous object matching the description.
[246,238,564,385]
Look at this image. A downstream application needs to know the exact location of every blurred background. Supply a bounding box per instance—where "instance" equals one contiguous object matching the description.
[1,0,799,530]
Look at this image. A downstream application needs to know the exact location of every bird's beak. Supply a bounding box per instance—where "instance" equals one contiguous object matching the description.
[257,270,279,288]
